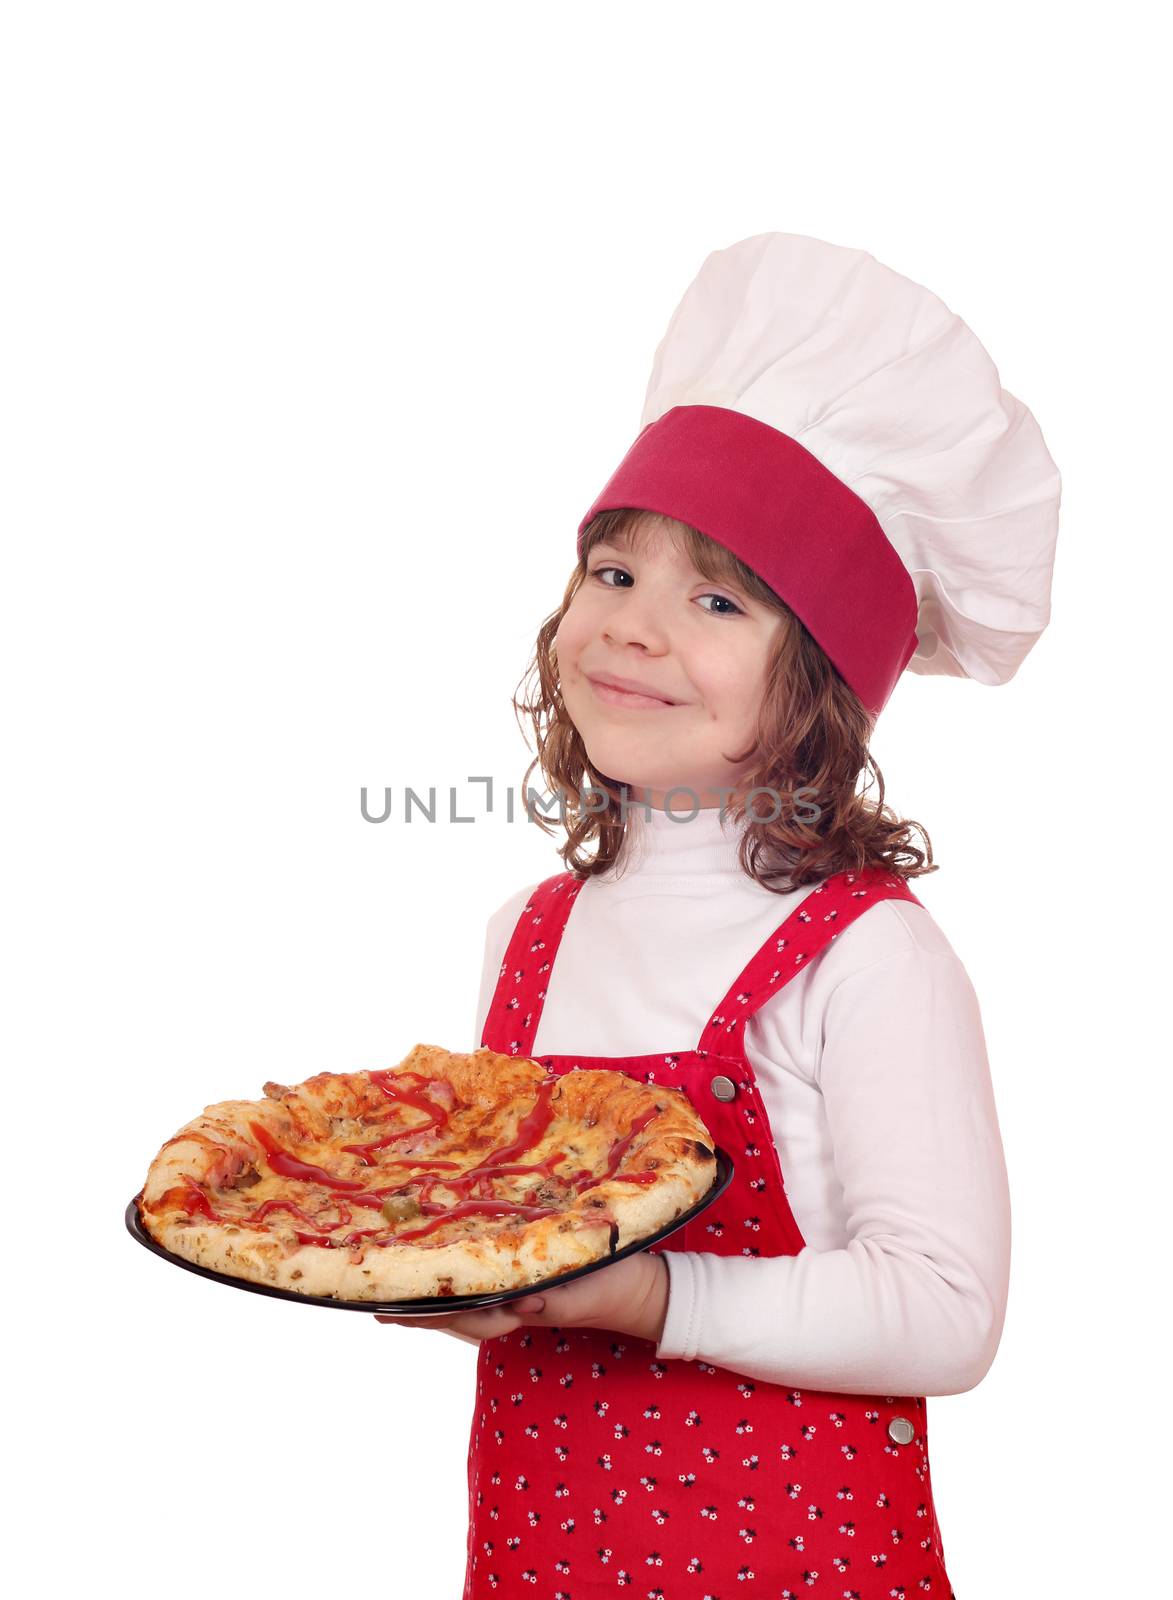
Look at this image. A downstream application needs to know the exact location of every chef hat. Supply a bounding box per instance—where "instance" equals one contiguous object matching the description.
[577,232,1062,717]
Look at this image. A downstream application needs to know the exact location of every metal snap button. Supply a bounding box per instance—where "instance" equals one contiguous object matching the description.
[887,1416,915,1446]
[710,1075,737,1102]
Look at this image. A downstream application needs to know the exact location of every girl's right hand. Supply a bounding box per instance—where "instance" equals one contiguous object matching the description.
[374,1291,548,1343]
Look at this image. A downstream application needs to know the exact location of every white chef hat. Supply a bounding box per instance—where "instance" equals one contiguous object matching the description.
[577,231,1062,717]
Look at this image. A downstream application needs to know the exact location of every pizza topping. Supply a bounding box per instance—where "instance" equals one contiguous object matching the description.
[414,1151,568,1196]
[164,1178,218,1220]
[470,1075,559,1168]
[145,1060,705,1261]
[158,1131,255,1190]
[243,1197,337,1230]
[392,1196,561,1242]
[342,1128,440,1162]
[555,1107,663,1193]
[341,1071,453,1162]
[248,1119,367,1192]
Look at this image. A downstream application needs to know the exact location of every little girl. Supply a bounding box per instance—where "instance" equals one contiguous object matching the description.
[379,232,1061,1597]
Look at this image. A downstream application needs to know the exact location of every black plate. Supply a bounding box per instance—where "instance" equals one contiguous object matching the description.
[125,1147,733,1315]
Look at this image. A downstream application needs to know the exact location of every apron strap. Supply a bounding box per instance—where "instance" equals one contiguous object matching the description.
[697,866,923,1055]
[479,871,585,1057]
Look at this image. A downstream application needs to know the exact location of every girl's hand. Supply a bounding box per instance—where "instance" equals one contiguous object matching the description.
[374,1250,670,1344]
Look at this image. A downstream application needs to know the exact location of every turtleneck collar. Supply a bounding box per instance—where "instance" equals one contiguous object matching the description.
[599,803,748,882]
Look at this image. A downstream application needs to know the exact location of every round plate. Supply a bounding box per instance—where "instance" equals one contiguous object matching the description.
[125,1147,734,1315]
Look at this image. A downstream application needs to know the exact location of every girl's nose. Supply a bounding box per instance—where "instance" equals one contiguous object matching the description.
[603,595,672,653]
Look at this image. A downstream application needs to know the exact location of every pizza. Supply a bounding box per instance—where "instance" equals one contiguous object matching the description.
[135,1042,720,1302]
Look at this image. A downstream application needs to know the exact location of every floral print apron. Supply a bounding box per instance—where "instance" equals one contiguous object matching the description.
[464,865,956,1598]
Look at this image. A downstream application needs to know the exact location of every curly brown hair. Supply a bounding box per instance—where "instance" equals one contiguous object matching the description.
[513,507,936,893]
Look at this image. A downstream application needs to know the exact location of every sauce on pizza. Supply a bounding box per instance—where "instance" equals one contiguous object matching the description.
[152,1066,662,1247]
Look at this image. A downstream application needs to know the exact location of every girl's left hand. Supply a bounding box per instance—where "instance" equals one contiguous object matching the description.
[375,1250,670,1344]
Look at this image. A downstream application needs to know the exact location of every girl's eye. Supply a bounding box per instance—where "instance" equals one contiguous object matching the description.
[695,593,744,617]
[589,564,632,589]
[588,565,744,617]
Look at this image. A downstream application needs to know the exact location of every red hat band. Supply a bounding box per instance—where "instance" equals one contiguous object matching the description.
[576,405,919,717]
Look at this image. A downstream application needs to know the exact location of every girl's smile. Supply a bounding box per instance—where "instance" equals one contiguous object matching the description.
[585,670,687,710]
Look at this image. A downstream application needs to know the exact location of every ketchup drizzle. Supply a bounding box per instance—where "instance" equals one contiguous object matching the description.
[166,1072,664,1253]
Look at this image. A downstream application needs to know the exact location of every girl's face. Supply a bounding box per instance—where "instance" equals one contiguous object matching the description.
[555,515,785,813]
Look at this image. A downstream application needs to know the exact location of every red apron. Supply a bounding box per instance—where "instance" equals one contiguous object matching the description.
[464,865,956,1599]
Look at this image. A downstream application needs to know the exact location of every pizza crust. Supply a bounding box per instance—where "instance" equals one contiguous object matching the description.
[137,1044,719,1302]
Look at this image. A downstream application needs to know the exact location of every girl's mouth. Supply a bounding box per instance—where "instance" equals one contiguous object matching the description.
[586,677,682,711]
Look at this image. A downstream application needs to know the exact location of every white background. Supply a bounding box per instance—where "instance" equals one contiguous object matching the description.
[4,4,1169,1595]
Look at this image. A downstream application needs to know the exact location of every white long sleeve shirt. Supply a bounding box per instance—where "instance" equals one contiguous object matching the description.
[474,804,1011,1397]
